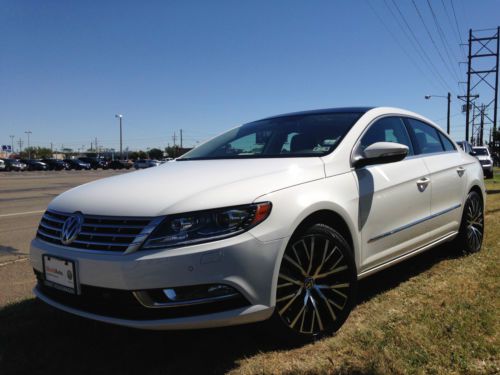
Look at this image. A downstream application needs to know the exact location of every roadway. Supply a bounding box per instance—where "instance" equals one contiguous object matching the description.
[0,169,130,263]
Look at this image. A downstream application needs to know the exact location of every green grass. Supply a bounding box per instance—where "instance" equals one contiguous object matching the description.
[0,185,499,375]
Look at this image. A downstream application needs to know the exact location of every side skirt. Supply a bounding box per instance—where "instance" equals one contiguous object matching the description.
[357,231,458,280]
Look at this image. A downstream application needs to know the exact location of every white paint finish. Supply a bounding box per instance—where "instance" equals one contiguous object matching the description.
[48,158,325,216]
[354,158,432,270]
[421,152,464,234]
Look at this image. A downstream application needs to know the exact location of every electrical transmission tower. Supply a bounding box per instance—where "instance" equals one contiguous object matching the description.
[463,27,499,148]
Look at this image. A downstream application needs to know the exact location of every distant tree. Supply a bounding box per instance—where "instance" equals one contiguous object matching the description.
[129,151,139,161]
[148,148,163,160]
[20,147,53,159]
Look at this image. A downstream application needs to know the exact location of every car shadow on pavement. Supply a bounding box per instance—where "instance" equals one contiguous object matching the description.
[0,242,463,375]
[0,246,24,259]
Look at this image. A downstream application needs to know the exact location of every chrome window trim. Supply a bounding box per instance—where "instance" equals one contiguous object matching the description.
[350,113,459,168]
[368,203,462,243]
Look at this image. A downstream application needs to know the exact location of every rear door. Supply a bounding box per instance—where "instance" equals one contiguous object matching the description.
[405,118,464,237]
[354,116,432,271]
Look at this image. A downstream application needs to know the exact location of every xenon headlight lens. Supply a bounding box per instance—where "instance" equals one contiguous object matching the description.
[141,202,272,250]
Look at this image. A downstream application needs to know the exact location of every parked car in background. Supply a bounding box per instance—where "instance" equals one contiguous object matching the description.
[108,160,132,170]
[64,159,91,170]
[21,159,48,171]
[472,146,494,178]
[1,159,26,171]
[0,159,5,171]
[31,107,485,340]
[78,157,108,170]
[41,159,68,171]
[456,141,475,156]
[133,159,161,169]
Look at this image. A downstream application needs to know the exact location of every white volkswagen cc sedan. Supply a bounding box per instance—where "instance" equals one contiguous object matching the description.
[30,107,485,339]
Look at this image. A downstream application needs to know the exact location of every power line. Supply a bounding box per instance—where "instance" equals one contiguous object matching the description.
[426,0,462,83]
[378,0,442,91]
[441,0,467,63]
[389,0,453,92]
[365,0,442,91]
[411,0,459,89]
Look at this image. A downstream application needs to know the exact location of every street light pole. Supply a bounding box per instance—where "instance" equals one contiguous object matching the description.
[24,131,32,158]
[115,114,123,160]
[9,135,14,154]
[424,93,451,134]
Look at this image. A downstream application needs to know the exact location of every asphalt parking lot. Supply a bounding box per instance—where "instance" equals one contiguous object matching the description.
[0,170,130,306]
[0,169,130,262]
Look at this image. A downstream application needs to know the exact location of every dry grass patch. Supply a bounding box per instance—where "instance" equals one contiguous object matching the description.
[231,193,499,375]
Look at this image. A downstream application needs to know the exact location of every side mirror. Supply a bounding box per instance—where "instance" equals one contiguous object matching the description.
[354,142,409,168]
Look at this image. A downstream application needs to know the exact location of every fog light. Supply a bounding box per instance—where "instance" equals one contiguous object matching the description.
[134,284,241,308]
[163,284,238,302]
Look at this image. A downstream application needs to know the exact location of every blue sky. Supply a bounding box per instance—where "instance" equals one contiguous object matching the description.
[1,0,499,152]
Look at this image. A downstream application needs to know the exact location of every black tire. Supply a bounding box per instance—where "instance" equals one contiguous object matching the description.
[455,190,484,254]
[272,223,357,341]
[486,171,494,179]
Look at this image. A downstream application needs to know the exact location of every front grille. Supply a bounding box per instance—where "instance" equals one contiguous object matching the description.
[34,271,250,320]
[479,159,491,166]
[36,210,161,253]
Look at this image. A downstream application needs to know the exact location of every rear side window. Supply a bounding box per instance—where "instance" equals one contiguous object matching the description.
[438,132,456,151]
[407,119,444,154]
[360,116,414,155]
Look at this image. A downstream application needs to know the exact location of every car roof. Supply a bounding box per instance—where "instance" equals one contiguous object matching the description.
[256,107,374,121]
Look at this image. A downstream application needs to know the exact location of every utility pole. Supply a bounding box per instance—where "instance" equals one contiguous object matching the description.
[447,92,451,135]
[172,131,177,147]
[18,138,23,153]
[95,137,99,157]
[180,129,183,148]
[9,135,14,154]
[479,105,485,146]
[24,131,32,159]
[115,114,123,160]
[463,27,499,151]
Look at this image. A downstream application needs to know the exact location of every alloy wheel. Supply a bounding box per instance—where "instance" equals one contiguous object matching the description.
[276,231,354,336]
[465,193,484,252]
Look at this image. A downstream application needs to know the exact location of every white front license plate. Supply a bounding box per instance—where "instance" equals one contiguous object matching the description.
[43,255,77,294]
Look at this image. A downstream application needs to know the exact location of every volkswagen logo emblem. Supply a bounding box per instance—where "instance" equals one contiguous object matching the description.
[60,213,84,245]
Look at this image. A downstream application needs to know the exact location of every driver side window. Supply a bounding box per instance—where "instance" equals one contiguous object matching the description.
[360,117,414,155]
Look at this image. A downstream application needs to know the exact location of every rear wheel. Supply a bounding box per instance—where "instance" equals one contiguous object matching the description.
[274,223,357,341]
[455,191,484,253]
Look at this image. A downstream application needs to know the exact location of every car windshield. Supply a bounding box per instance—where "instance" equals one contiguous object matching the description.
[473,148,489,156]
[178,112,362,160]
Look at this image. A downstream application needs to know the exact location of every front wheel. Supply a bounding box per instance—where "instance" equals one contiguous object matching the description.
[455,190,484,253]
[274,223,357,341]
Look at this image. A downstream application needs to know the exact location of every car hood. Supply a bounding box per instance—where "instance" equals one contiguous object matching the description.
[49,158,326,217]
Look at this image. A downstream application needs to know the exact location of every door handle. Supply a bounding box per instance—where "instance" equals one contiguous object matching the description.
[416,177,430,192]
[457,166,465,177]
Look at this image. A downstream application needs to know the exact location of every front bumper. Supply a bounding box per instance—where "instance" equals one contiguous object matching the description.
[30,233,286,330]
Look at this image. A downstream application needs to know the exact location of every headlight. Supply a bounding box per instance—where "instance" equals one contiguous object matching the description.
[141,202,272,250]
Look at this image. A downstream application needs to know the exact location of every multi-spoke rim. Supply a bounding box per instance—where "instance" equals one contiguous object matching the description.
[466,193,484,252]
[276,234,352,335]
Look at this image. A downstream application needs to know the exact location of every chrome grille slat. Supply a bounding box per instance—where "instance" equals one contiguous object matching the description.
[78,231,137,238]
[81,223,145,229]
[42,214,66,224]
[36,209,161,253]
[39,221,61,231]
